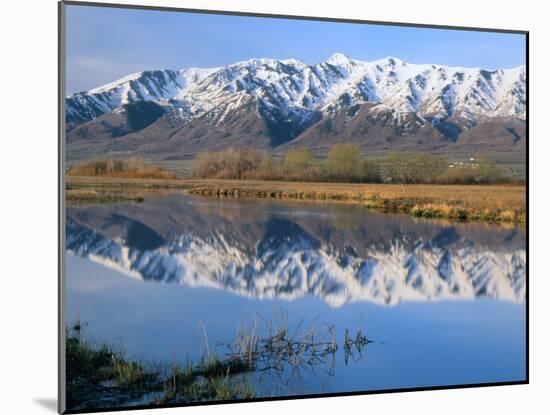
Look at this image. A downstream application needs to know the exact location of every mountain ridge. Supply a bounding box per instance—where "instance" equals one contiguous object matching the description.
[66,54,526,159]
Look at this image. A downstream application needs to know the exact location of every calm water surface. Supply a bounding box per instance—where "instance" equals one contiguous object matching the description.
[66,193,526,399]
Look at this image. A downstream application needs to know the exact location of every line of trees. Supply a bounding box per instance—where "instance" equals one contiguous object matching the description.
[67,158,175,179]
[192,145,507,185]
[192,144,380,183]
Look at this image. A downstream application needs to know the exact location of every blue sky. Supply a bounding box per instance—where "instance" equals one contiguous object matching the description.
[66,4,526,94]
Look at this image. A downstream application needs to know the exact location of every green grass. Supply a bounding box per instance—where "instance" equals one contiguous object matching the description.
[111,357,155,387]
[162,361,195,400]
[175,375,256,402]
[65,323,255,410]
[66,313,379,409]
[66,333,118,383]
[196,354,253,379]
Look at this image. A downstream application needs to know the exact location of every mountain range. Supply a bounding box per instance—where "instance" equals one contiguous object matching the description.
[66,53,526,160]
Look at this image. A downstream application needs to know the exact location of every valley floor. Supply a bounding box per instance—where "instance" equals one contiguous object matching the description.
[66,176,526,224]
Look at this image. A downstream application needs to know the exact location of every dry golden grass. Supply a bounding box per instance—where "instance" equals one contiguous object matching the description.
[67,159,176,180]
[66,177,526,223]
[186,180,525,222]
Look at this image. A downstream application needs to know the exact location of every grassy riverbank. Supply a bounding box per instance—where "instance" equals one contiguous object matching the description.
[65,322,255,410]
[66,176,526,224]
[66,312,370,410]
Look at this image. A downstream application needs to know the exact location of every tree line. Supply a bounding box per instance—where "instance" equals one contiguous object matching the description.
[67,158,175,180]
[192,144,508,185]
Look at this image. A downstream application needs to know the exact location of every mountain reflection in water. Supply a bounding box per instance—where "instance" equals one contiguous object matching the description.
[66,193,525,307]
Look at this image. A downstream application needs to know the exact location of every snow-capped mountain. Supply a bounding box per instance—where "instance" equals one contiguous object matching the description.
[66,196,526,307]
[66,54,526,158]
[66,67,219,127]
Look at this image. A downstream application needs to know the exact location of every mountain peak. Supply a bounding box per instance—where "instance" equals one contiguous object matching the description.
[231,57,277,68]
[325,52,353,65]
[380,56,405,66]
[279,58,307,67]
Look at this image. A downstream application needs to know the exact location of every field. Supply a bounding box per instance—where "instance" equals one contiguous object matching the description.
[66,150,527,180]
[66,176,526,223]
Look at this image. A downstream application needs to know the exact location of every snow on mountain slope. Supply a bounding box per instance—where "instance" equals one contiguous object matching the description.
[66,67,219,126]
[66,54,526,130]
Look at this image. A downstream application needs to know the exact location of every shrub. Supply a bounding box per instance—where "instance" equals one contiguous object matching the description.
[68,158,175,179]
[325,143,363,182]
[282,148,313,177]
